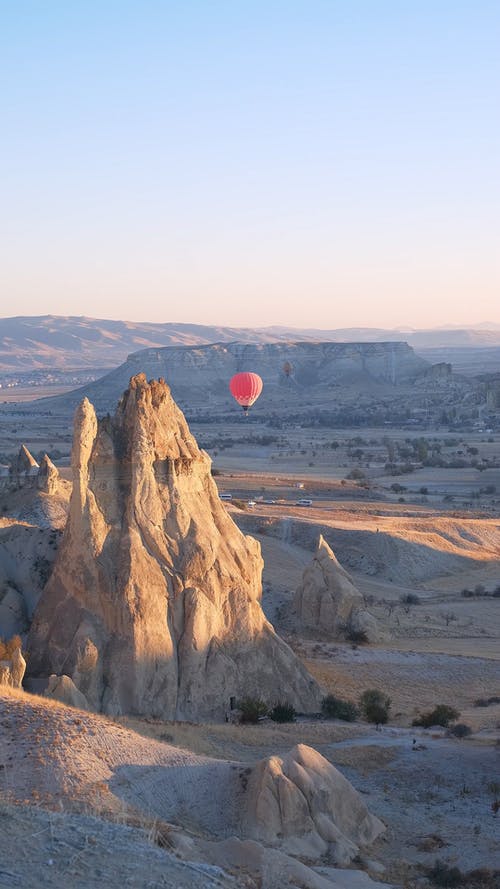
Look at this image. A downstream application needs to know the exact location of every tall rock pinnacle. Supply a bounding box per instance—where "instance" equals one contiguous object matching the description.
[28,374,319,719]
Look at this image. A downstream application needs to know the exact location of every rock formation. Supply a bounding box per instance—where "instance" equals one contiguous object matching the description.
[0,645,26,688]
[10,646,26,688]
[246,744,385,864]
[28,374,320,719]
[44,674,90,710]
[10,445,39,485]
[0,665,10,685]
[294,535,379,642]
[33,339,431,418]
[37,454,60,495]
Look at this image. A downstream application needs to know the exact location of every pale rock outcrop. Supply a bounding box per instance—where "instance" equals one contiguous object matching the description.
[294,536,379,642]
[10,646,26,688]
[245,743,385,865]
[28,374,320,719]
[44,674,90,710]
[37,454,60,495]
[0,665,10,686]
[10,445,39,486]
[0,646,26,688]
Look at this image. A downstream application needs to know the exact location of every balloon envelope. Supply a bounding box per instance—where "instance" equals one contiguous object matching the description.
[229,372,263,410]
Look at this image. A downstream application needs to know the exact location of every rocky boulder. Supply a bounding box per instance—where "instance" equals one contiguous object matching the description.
[28,374,320,720]
[245,743,385,864]
[294,535,379,642]
[44,674,90,710]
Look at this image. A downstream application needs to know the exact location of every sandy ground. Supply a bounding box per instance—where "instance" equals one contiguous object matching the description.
[1,687,498,887]
[2,430,500,886]
[0,688,400,889]
[0,801,236,888]
[117,713,500,879]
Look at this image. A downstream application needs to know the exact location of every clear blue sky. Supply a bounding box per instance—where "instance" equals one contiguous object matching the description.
[1,1,499,328]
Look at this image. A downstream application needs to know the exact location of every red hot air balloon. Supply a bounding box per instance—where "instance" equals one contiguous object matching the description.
[229,372,263,414]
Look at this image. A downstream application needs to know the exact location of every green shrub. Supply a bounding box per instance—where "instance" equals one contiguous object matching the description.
[346,628,369,644]
[400,593,420,605]
[412,704,459,728]
[238,698,268,723]
[359,689,391,724]
[268,701,296,723]
[447,723,472,739]
[232,499,248,511]
[427,860,464,887]
[321,695,358,722]
[346,468,366,480]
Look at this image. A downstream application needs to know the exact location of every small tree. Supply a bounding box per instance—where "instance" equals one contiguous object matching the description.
[412,704,459,728]
[321,695,358,722]
[447,723,472,739]
[238,698,268,723]
[359,689,391,724]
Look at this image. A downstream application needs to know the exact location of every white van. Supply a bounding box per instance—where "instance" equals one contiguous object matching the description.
[295,498,312,507]
[219,493,232,501]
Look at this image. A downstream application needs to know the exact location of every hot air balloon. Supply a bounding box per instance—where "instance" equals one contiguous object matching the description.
[229,372,263,415]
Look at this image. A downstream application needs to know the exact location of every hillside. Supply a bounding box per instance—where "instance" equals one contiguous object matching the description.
[13,340,430,420]
[1,315,500,373]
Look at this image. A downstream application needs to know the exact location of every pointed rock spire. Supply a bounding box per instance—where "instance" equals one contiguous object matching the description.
[294,535,379,642]
[37,454,60,495]
[13,444,39,477]
[28,374,319,719]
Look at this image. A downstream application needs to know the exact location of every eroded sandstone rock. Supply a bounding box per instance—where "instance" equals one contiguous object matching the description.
[294,535,379,642]
[0,645,26,688]
[44,674,90,710]
[10,646,26,688]
[28,375,320,719]
[245,743,385,864]
[37,454,60,495]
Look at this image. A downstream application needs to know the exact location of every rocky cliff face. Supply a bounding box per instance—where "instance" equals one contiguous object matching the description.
[28,374,319,719]
[35,340,430,417]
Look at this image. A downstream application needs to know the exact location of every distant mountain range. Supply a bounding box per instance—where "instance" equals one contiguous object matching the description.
[1,315,500,373]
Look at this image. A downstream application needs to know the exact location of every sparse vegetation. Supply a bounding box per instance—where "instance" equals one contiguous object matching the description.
[345,627,369,644]
[474,696,500,708]
[400,593,420,605]
[426,860,465,887]
[237,697,268,723]
[426,860,500,888]
[33,555,52,586]
[321,694,358,722]
[268,701,296,723]
[359,689,391,725]
[412,704,459,728]
[0,634,22,660]
[447,723,472,739]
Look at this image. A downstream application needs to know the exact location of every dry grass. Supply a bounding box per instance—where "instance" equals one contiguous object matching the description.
[118,714,366,762]
[305,653,500,732]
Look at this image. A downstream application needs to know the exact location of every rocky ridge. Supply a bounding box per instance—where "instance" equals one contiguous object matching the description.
[24,340,431,417]
[28,374,320,719]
